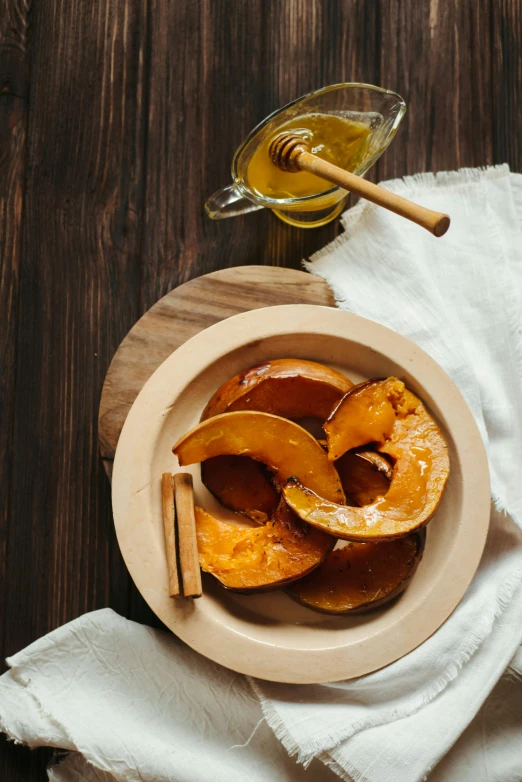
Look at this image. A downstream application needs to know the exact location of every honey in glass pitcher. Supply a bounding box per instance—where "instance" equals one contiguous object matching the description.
[246,113,372,200]
[205,84,407,228]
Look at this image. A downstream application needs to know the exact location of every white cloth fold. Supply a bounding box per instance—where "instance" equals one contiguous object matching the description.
[251,509,522,776]
[1,165,522,781]
[0,610,335,782]
[0,609,521,782]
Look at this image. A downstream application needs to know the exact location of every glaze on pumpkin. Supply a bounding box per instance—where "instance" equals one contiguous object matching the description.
[173,410,345,504]
[196,500,335,591]
[325,379,398,461]
[202,358,353,421]
[200,359,352,516]
[283,378,449,540]
[287,532,425,613]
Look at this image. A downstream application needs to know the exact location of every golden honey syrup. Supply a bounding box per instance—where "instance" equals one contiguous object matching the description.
[246,113,372,199]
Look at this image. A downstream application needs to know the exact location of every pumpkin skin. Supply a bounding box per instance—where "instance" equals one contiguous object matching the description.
[287,531,425,613]
[324,379,397,461]
[195,499,335,592]
[173,410,346,505]
[201,455,279,523]
[201,359,353,421]
[283,378,450,540]
[200,359,352,517]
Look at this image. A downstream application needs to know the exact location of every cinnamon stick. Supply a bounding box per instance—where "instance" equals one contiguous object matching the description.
[161,473,182,598]
[173,472,203,598]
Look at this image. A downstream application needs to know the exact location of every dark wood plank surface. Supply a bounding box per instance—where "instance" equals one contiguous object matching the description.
[0,0,520,777]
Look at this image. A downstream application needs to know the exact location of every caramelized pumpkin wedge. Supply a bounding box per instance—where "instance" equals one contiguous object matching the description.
[324,378,398,461]
[283,379,449,540]
[287,531,425,613]
[202,358,353,421]
[336,451,392,507]
[173,411,345,504]
[200,359,352,517]
[196,499,335,591]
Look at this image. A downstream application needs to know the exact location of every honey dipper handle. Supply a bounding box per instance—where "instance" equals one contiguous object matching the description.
[297,151,450,237]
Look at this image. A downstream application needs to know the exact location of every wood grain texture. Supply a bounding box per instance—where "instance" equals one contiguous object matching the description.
[376,0,495,181]
[0,1,41,776]
[139,0,379,313]
[0,0,152,774]
[0,0,30,653]
[2,0,522,777]
[492,0,522,169]
[98,266,333,471]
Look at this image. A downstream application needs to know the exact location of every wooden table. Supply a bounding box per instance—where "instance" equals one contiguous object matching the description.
[0,0,520,777]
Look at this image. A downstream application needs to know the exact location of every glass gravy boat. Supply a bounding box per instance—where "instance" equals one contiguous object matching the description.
[206,83,407,229]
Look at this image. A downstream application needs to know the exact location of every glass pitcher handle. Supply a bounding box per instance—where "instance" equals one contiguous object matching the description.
[205,185,263,220]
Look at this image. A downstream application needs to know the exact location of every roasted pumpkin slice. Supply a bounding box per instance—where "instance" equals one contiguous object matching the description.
[324,378,398,461]
[201,455,278,522]
[336,451,392,507]
[195,499,335,591]
[202,358,353,421]
[283,379,449,540]
[201,359,352,517]
[287,531,425,613]
[173,411,345,504]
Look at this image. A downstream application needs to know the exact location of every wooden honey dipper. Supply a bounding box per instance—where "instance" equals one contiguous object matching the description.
[269,133,450,237]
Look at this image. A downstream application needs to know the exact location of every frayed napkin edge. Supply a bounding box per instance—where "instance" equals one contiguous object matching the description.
[304,164,513,267]
[248,567,522,767]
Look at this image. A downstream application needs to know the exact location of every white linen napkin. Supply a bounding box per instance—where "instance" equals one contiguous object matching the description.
[0,609,335,782]
[2,165,522,782]
[1,608,521,782]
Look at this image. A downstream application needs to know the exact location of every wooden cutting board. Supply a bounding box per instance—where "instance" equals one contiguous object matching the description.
[98,266,333,478]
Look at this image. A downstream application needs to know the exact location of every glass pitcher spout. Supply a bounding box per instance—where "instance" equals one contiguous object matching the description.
[205,185,263,220]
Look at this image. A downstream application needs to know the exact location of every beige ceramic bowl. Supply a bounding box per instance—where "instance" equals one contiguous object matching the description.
[112,305,490,683]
